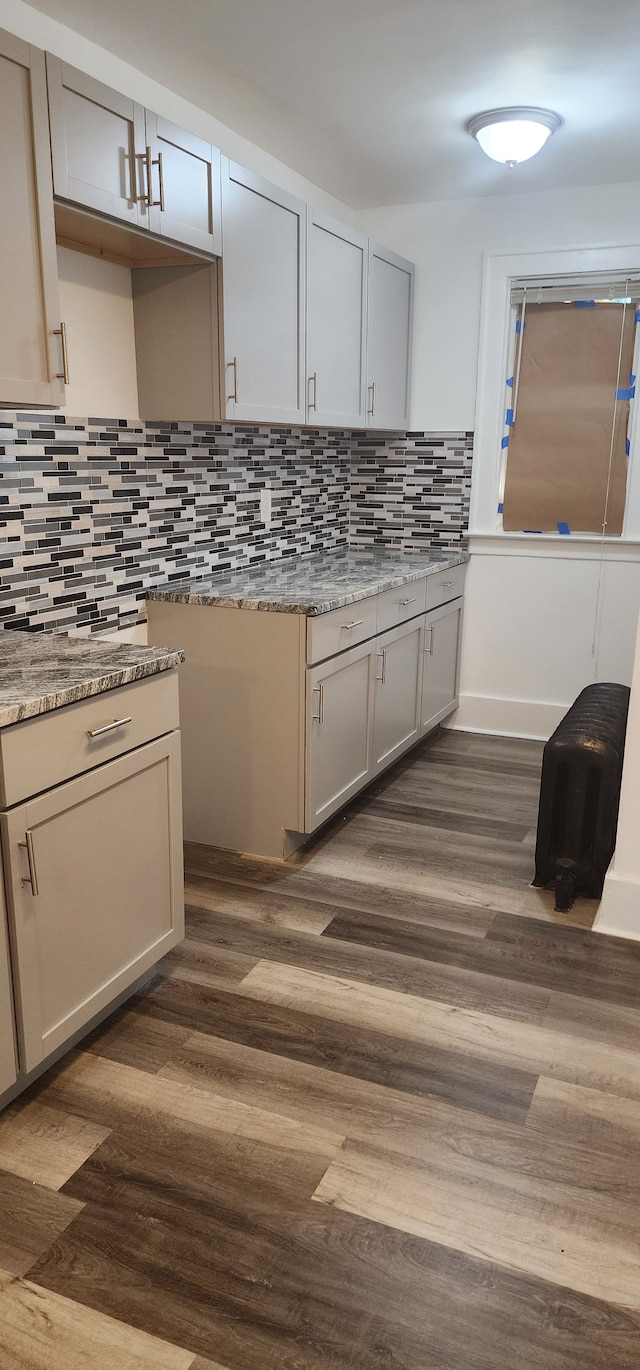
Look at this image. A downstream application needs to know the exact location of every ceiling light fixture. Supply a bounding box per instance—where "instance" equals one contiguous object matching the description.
[466,107,563,167]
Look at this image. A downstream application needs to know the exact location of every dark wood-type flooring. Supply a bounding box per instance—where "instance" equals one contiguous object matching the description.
[2,729,640,1368]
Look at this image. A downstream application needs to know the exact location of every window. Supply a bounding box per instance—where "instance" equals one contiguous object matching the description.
[500,274,640,537]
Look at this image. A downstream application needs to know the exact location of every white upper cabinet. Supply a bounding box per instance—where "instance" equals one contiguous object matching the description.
[47,58,221,254]
[0,33,64,407]
[144,113,221,256]
[306,209,367,428]
[46,57,145,226]
[221,159,306,424]
[366,242,414,430]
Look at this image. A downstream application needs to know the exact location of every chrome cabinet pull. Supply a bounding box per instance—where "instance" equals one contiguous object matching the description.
[86,715,132,739]
[376,648,387,683]
[424,625,434,656]
[226,357,239,403]
[341,619,364,631]
[400,597,417,606]
[156,149,165,210]
[308,372,318,411]
[53,322,69,384]
[440,581,455,588]
[18,831,38,897]
[312,683,324,723]
[368,381,376,416]
[145,145,164,207]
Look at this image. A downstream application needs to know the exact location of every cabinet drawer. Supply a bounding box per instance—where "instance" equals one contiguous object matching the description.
[0,670,180,807]
[376,578,426,634]
[306,595,377,665]
[425,563,466,610]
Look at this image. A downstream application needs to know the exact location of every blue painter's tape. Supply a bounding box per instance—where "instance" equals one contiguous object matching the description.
[574,299,596,307]
[635,309,640,324]
[505,407,514,425]
[515,319,525,334]
[501,436,509,449]
[506,376,514,388]
[523,529,542,534]
[557,521,570,535]
[626,438,631,456]
[616,386,636,400]
[497,502,504,514]
[631,373,637,385]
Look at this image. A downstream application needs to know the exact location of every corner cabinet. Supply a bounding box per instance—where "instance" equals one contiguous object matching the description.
[147,563,465,860]
[0,671,184,1081]
[0,31,64,407]
[366,242,414,430]
[221,159,306,424]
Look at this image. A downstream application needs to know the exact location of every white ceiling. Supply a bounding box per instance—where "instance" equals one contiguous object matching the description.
[28,0,640,209]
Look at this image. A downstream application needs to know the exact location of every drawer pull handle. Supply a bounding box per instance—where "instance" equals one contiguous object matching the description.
[341,619,364,631]
[87,715,133,739]
[18,830,38,897]
[440,581,455,588]
[312,683,324,723]
[400,598,417,606]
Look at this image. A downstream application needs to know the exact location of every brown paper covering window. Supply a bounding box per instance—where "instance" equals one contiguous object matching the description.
[502,302,635,535]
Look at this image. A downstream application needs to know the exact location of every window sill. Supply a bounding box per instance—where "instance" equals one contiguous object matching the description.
[468,533,640,560]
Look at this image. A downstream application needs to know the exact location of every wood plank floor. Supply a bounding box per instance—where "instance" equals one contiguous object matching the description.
[3,727,640,1368]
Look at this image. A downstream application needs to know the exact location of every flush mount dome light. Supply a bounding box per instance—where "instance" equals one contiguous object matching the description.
[466,107,563,166]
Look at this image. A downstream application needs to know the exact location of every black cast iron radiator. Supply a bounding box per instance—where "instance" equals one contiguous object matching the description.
[533,682,630,912]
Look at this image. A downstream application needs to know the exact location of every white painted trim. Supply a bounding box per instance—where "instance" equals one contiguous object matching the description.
[468,534,640,561]
[472,242,640,538]
[592,867,640,941]
[447,692,566,740]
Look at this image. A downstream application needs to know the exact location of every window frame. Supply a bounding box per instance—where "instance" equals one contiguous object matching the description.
[472,245,640,542]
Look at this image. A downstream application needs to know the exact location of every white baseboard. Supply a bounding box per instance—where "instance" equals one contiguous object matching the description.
[447,693,568,741]
[592,867,640,941]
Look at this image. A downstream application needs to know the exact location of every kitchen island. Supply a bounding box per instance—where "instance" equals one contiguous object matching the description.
[0,632,184,1108]
[147,546,468,859]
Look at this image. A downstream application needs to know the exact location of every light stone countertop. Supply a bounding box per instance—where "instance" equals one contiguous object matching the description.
[0,634,184,728]
[146,547,469,615]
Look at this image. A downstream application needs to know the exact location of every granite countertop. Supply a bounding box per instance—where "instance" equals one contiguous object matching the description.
[0,634,184,728]
[147,547,469,615]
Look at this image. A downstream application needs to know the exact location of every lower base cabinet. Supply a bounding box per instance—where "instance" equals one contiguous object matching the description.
[0,670,184,1098]
[306,644,375,831]
[373,617,423,773]
[421,599,464,733]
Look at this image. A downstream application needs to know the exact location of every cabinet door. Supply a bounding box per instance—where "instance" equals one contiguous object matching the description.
[0,34,64,406]
[307,209,367,427]
[2,734,183,1074]
[373,619,423,773]
[305,641,374,832]
[221,159,306,423]
[46,55,145,226]
[421,599,463,734]
[366,242,414,430]
[0,877,17,1097]
[145,112,221,255]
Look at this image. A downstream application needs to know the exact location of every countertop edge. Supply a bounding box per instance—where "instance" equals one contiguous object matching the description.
[146,554,469,615]
[0,649,185,729]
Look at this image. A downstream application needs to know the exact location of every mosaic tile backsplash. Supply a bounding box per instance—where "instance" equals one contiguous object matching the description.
[350,431,473,553]
[0,415,471,635]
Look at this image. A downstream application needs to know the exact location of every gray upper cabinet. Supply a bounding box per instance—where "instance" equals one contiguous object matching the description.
[221,159,306,424]
[366,242,414,430]
[306,209,367,428]
[46,56,145,226]
[46,57,221,254]
[0,32,65,407]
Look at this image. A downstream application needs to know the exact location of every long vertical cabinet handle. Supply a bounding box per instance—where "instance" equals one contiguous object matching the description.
[376,648,387,683]
[226,357,239,404]
[145,146,164,208]
[18,831,39,897]
[308,372,318,412]
[53,323,69,384]
[424,625,434,656]
[368,381,376,417]
[312,683,324,723]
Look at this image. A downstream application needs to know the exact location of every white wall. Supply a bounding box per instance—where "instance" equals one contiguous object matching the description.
[57,248,139,418]
[358,182,640,736]
[0,0,354,224]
